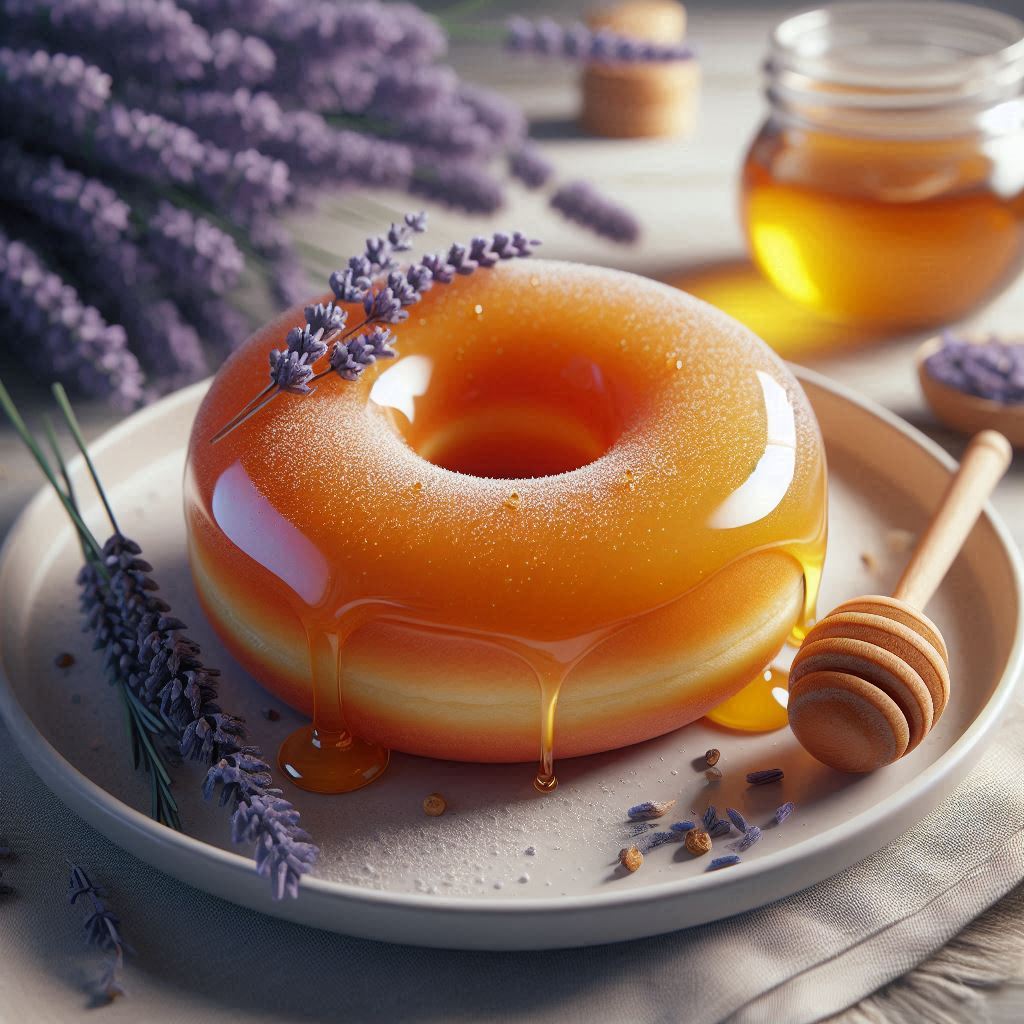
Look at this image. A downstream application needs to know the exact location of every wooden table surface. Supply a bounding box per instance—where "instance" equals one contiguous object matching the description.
[1,1,1022,1017]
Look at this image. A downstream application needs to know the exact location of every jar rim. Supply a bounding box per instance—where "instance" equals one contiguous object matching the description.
[768,1,1024,110]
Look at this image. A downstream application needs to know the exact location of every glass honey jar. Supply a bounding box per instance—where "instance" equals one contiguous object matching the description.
[741,1,1024,333]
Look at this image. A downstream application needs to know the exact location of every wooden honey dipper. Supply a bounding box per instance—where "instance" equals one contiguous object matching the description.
[789,430,1013,773]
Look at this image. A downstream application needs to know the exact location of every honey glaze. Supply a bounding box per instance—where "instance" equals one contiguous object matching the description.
[184,261,828,793]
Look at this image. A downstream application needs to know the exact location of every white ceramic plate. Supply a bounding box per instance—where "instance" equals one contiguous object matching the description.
[0,369,1021,950]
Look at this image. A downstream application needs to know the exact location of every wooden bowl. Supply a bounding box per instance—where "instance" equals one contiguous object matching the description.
[917,336,1024,448]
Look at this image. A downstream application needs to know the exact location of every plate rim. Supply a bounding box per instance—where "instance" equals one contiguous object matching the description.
[0,367,1022,926]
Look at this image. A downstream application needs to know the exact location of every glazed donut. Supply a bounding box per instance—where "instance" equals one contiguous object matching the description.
[185,260,827,762]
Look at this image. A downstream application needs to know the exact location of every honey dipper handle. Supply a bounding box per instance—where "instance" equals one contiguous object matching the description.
[893,431,1012,609]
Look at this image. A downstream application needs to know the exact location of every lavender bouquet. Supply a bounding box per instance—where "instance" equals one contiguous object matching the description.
[0,0,638,408]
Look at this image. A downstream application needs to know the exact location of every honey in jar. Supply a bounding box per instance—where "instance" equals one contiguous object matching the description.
[741,1,1024,332]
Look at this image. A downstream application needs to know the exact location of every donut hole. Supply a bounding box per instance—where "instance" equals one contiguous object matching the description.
[372,351,633,479]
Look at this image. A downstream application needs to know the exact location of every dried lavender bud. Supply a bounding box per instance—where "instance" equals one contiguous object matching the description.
[701,805,719,831]
[669,820,696,833]
[639,830,677,852]
[726,808,749,833]
[509,143,555,190]
[627,799,676,821]
[626,821,655,838]
[506,16,695,63]
[304,301,347,335]
[925,332,1024,404]
[774,802,796,825]
[551,180,640,243]
[5,0,214,84]
[708,819,732,839]
[68,864,127,1003]
[707,855,741,871]
[0,228,144,407]
[747,769,785,786]
[732,825,763,852]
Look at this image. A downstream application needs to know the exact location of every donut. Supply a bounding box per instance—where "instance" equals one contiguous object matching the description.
[185,260,827,763]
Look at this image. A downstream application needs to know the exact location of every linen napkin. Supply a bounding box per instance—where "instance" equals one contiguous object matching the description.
[1,687,1021,1024]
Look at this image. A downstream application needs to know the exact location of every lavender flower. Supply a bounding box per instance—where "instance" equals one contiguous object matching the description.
[747,769,785,786]
[726,808,749,833]
[669,820,696,833]
[627,799,676,821]
[707,855,741,871]
[925,332,1024,404]
[639,830,677,852]
[79,528,319,899]
[68,864,127,1003]
[732,825,763,852]
[411,162,504,215]
[774,802,796,825]
[269,350,316,395]
[0,229,144,407]
[709,819,732,839]
[0,46,110,134]
[551,180,640,244]
[506,16,695,63]
[144,201,244,297]
[701,805,719,831]
[206,29,275,87]
[4,0,214,83]
[509,143,555,190]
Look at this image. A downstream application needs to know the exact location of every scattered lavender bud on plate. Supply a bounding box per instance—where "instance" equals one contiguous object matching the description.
[732,825,763,853]
[669,820,696,833]
[726,808,749,833]
[747,769,785,786]
[774,802,796,825]
[626,821,656,838]
[707,855,741,871]
[627,799,676,821]
[925,332,1024,404]
[708,819,732,839]
[639,830,678,853]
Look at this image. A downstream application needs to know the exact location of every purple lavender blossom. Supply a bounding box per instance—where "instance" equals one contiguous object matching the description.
[732,825,763,852]
[4,0,214,83]
[774,802,796,825]
[68,864,128,1003]
[458,82,527,149]
[669,820,696,833]
[206,29,275,87]
[269,349,315,394]
[639,830,678,852]
[708,819,731,839]
[550,180,640,244]
[509,143,555,190]
[926,332,1024,404]
[78,530,319,899]
[285,324,329,363]
[411,162,505,215]
[746,769,785,786]
[144,200,244,297]
[506,16,695,63]
[707,855,741,871]
[726,808,749,833]
[0,229,144,407]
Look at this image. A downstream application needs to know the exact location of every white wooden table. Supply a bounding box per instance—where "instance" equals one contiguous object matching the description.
[1,1,1022,1017]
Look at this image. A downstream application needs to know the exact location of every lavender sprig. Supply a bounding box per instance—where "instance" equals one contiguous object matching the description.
[212,214,540,443]
[551,180,641,244]
[0,228,145,408]
[68,864,128,1004]
[506,16,695,63]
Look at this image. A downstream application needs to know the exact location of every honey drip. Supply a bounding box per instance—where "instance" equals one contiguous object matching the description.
[278,613,389,794]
